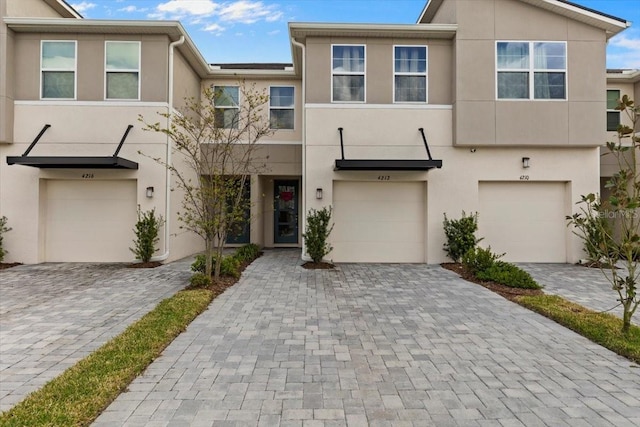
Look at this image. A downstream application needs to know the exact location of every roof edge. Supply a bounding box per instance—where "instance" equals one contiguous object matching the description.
[44,0,82,19]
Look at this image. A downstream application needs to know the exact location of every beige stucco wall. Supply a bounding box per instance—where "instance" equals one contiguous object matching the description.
[305,37,453,105]
[0,14,13,144]
[443,0,608,147]
[13,33,170,102]
[201,77,303,143]
[6,0,61,18]
[0,103,202,263]
[305,105,598,263]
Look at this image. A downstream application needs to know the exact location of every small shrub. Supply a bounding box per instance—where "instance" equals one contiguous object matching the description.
[130,208,164,263]
[191,254,208,273]
[303,206,334,263]
[477,261,541,289]
[235,243,261,263]
[462,246,504,274]
[0,216,11,263]
[220,256,241,278]
[443,211,482,262]
[191,254,240,278]
[189,272,212,288]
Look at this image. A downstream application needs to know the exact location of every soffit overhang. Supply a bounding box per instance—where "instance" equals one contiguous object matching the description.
[607,70,640,84]
[418,0,629,39]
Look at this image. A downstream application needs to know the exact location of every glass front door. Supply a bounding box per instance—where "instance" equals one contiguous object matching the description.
[274,180,299,244]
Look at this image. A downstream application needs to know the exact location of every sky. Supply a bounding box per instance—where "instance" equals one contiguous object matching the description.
[69,0,640,68]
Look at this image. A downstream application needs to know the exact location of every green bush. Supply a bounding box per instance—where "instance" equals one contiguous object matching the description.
[189,272,212,288]
[130,208,164,263]
[0,216,11,263]
[303,206,334,263]
[462,246,503,274]
[476,261,541,290]
[191,253,240,278]
[235,243,261,263]
[443,211,482,262]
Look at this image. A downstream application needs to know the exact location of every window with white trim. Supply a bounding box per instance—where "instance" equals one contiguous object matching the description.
[41,40,76,99]
[214,86,239,129]
[394,46,427,103]
[105,41,140,100]
[497,41,566,100]
[607,90,620,132]
[332,45,365,102]
[270,86,294,130]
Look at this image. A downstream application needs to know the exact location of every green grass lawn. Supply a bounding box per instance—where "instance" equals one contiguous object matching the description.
[0,288,213,427]
[517,294,640,364]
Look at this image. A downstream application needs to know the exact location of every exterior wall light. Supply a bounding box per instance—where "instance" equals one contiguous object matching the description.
[316,188,323,199]
[522,157,530,168]
[146,186,154,198]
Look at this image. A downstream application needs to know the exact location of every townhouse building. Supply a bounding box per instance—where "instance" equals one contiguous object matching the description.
[0,0,634,265]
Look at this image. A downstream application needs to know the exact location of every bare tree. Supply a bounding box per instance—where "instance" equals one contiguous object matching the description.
[141,82,272,279]
[568,95,640,333]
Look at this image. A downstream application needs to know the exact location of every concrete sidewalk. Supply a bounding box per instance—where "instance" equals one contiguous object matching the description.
[93,250,640,426]
[0,258,193,412]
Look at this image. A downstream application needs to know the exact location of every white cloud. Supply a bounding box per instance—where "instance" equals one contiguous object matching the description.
[152,0,219,20]
[149,0,283,36]
[608,30,640,69]
[217,1,283,24]
[70,1,97,13]
[203,23,225,34]
[118,5,148,13]
[267,29,280,36]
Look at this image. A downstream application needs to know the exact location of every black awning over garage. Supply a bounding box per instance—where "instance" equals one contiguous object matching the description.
[334,127,443,172]
[6,124,138,170]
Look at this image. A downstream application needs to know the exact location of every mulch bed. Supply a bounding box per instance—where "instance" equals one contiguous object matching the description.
[441,262,543,301]
[0,262,22,271]
[128,261,164,269]
[187,253,263,297]
[302,261,335,270]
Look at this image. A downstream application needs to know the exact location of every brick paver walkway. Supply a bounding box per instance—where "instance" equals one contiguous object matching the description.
[519,263,638,324]
[93,250,640,426]
[0,259,192,412]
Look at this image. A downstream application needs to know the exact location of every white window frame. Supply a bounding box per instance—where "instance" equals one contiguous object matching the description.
[104,41,141,101]
[213,85,240,129]
[331,44,366,103]
[393,45,428,104]
[607,89,621,132]
[269,85,295,130]
[495,40,567,101]
[40,40,77,100]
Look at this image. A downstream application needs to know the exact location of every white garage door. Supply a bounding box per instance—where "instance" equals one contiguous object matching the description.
[478,182,567,262]
[46,180,137,262]
[332,181,425,263]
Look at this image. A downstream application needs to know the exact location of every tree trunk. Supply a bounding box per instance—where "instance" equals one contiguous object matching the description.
[204,238,213,278]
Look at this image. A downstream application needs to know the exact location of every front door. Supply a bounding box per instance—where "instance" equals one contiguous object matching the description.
[274,180,299,244]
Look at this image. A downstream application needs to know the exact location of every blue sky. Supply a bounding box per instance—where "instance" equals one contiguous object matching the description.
[70,0,640,68]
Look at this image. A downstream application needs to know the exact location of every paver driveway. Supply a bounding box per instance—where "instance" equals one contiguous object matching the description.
[0,259,192,412]
[94,250,640,427]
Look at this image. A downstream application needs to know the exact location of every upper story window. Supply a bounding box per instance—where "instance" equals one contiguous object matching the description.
[607,90,620,132]
[214,86,240,129]
[332,45,365,102]
[497,41,566,100]
[105,41,141,100]
[394,46,427,103]
[41,40,76,99]
[270,86,294,130]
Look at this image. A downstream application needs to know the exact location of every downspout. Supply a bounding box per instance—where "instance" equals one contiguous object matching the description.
[290,37,310,261]
[152,35,185,262]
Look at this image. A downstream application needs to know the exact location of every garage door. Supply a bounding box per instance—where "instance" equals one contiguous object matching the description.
[332,181,425,262]
[45,180,137,262]
[478,182,566,262]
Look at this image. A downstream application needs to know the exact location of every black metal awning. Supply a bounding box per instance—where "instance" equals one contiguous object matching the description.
[6,124,138,170]
[334,127,443,171]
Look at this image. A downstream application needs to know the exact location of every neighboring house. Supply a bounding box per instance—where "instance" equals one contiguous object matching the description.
[0,0,632,265]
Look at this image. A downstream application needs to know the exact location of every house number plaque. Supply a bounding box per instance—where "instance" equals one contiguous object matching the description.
[377,175,390,181]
